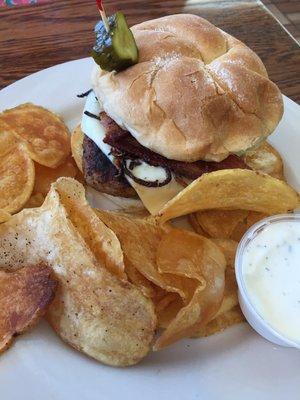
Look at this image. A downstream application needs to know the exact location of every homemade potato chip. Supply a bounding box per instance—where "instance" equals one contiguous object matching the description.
[0,121,18,156]
[0,264,57,353]
[71,125,84,172]
[0,144,35,213]
[0,103,70,168]
[192,210,267,242]
[0,178,156,366]
[231,211,268,241]
[211,238,239,316]
[124,259,157,298]
[194,306,245,337]
[158,169,299,222]
[191,238,243,337]
[189,213,207,236]
[211,238,238,267]
[155,293,184,329]
[33,156,78,197]
[52,178,126,280]
[0,210,11,224]
[193,210,248,239]
[154,229,226,350]
[215,267,238,317]
[192,267,242,338]
[94,209,190,299]
[244,142,284,180]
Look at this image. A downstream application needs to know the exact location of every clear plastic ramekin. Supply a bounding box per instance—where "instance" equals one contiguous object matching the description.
[235,213,300,349]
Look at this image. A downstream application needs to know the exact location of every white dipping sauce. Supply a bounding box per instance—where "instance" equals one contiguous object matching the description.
[242,219,300,344]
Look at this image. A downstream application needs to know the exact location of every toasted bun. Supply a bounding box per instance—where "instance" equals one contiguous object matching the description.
[92,14,283,162]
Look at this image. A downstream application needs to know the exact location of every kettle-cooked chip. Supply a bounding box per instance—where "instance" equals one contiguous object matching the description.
[192,210,248,239]
[71,125,84,172]
[192,210,268,241]
[95,209,191,300]
[0,264,57,353]
[153,229,226,350]
[0,144,35,214]
[0,103,70,168]
[193,305,245,337]
[190,209,268,242]
[190,238,243,337]
[0,178,156,366]
[0,121,18,156]
[211,238,238,266]
[52,178,126,280]
[155,293,184,329]
[158,169,299,222]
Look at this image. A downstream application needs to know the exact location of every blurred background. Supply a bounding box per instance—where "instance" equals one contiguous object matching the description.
[263,0,300,44]
[1,0,299,44]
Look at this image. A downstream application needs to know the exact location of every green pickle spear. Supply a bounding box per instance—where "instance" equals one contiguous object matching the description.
[92,11,139,72]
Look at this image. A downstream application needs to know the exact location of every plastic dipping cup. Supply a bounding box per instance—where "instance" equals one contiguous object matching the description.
[235,213,300,349]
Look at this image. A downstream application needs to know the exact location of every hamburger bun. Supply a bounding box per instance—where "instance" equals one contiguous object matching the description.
[92,14,283,163]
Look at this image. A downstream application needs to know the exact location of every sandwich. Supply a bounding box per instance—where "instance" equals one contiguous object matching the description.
[77,13,283,214]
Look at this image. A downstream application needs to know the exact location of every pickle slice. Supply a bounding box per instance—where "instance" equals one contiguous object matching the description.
[92,12,139,72]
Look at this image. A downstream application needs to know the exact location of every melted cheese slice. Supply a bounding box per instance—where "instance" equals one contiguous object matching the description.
[81,91,183,214]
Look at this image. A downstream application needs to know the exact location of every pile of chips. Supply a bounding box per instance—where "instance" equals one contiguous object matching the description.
[0,103,299,367]
[0,103,82,215]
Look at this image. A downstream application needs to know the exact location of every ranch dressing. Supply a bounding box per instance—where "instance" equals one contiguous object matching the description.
[242,219,300,344]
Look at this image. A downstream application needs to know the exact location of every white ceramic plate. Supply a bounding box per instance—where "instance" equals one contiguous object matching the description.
[0,58,299,400]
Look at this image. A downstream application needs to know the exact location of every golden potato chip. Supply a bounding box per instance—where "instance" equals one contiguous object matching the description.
[231,211,268,241]
[95,210,190,299]
[188,213,207,236]
[0,121,18,156]
[210,239,239,316]
[33,156,78,197]
[158,169,299,222]
[0,144,35,213]
[193,239,242,337]
[193,305,245,337]
[124,259,157,298]
[215,267,238,316]
[0,178,156,366]
[244,142,284,180]
[211,238,238,266]
[191,209,268,242]
[193,210,248,239]
[52,178,126,281]
[157,229,224,285]
[0,264,57,353]
[0,103,70,168]
[154,229,226,350]
[0,210,11,224]
[71,125,84,173]
[155,293,184,329]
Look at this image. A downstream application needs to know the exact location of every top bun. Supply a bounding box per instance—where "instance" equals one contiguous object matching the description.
[92,14,283,162]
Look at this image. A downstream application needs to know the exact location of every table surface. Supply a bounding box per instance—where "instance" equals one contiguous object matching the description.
[0,0,299,103]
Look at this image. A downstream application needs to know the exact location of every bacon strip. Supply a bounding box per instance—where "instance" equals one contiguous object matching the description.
[101,113,250,180]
